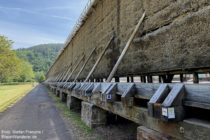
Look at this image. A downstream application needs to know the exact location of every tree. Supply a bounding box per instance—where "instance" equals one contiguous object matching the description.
[0,35,35,83]
[35,71,45,83]
[17,61,35,82]
[0,36,21,82]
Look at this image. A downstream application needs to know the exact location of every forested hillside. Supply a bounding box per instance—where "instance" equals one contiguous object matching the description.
[16,44,63,73]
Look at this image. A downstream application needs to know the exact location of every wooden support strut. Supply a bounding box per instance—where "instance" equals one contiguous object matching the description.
[54,73,62,82]
[84,36,114,82]
[73,48,96,82]
[59,66,70,82]
[61,64,72,82]
[106,12,146,82]
[55,70,65,81]
[65,55,85,82]
[57,70,66,82]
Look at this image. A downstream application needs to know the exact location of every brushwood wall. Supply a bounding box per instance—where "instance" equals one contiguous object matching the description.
[47,0,210,81]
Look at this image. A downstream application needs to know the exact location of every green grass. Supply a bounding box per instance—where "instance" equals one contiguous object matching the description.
[0,84,34,112]
[48,91,94,136]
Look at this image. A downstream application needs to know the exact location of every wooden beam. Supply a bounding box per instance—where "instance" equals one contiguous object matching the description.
[180,74,184,82]
[65,55,85,82]
[193,72,199,83]
[106,12,146,82]
[115,77,120,82]
[73,48,96,82]
[84,36,114,82]
[60,64,72,82]
[147,75,153,83]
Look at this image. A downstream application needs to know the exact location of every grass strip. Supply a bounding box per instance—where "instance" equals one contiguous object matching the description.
[0,84,34,112]
[48,91,94,136]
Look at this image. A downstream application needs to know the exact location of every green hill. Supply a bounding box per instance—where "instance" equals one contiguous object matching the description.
[16,44,63,73]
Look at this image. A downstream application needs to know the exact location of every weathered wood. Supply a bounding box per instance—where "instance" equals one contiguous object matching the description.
[106,12,146,82]
[141,76,146,83]
[84,36,114,82]
[137,126,176,140]
[148,84,170,118]
[161,74,174,83]
[147,75,153,83]
[58,70,67,82]
[127,76,130,82]
[149,84,169,104]
[162,84,185,121]
[162,84,185,106]
[68,89,210,140]
[193,73,199,84]
[180,74,184,82]
[184,84,210,104]
[73,48,96,82]
[60,65,72,82]
[184,101,210,110]
[65,55,85,82]
[55,73,62,81]
[115,77,120,82]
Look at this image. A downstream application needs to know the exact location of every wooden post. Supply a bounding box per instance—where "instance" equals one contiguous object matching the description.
[147,76,153,83]
[159,76,162,83]
[127,77,130,82]
[131,76,134,82]
[106,12,146,82]
[74,48,96,82]
[61,64,72,82]
[141,76,146,83]
[65,55,84,82]
[193,73,199,83]
[161,74,174,83]
[115,77,120,82]
[84,36,114,82]
[180,74,184,82]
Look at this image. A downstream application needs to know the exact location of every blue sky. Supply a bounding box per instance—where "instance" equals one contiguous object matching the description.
[0,0,88,49]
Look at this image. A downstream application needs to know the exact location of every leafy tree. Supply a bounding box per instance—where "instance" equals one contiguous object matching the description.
[17,61,35,82]
[0,36,21,82]
[0,35,35,83]
[35,71,45,83]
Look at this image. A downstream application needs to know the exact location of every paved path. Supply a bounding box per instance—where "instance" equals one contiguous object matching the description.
[0,84,72,140]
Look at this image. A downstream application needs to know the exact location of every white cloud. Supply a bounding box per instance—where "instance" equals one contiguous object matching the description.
[0,21,65,49]
[0,6,73,21]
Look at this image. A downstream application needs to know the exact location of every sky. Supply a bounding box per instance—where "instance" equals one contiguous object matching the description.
[0,0,88,49]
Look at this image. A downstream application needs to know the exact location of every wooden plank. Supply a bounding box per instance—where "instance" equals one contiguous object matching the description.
[162,84,184,106]
[193,73,199,83]
[148,84,170,118]
[134,83,160,100]
[184,84,210,104]
[106,12,146,82]
[84,36,114,82]
[73,47,96,82]
[149,84,169,104]
[184,101,210,110]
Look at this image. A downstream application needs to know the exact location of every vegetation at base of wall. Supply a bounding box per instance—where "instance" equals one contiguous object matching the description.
[48,91,94,136]
[0,84,34,112]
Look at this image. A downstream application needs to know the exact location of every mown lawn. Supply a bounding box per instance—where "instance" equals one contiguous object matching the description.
[0,84,34,112]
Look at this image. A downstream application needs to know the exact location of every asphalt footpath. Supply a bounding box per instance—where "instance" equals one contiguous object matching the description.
[0,84,73,140]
